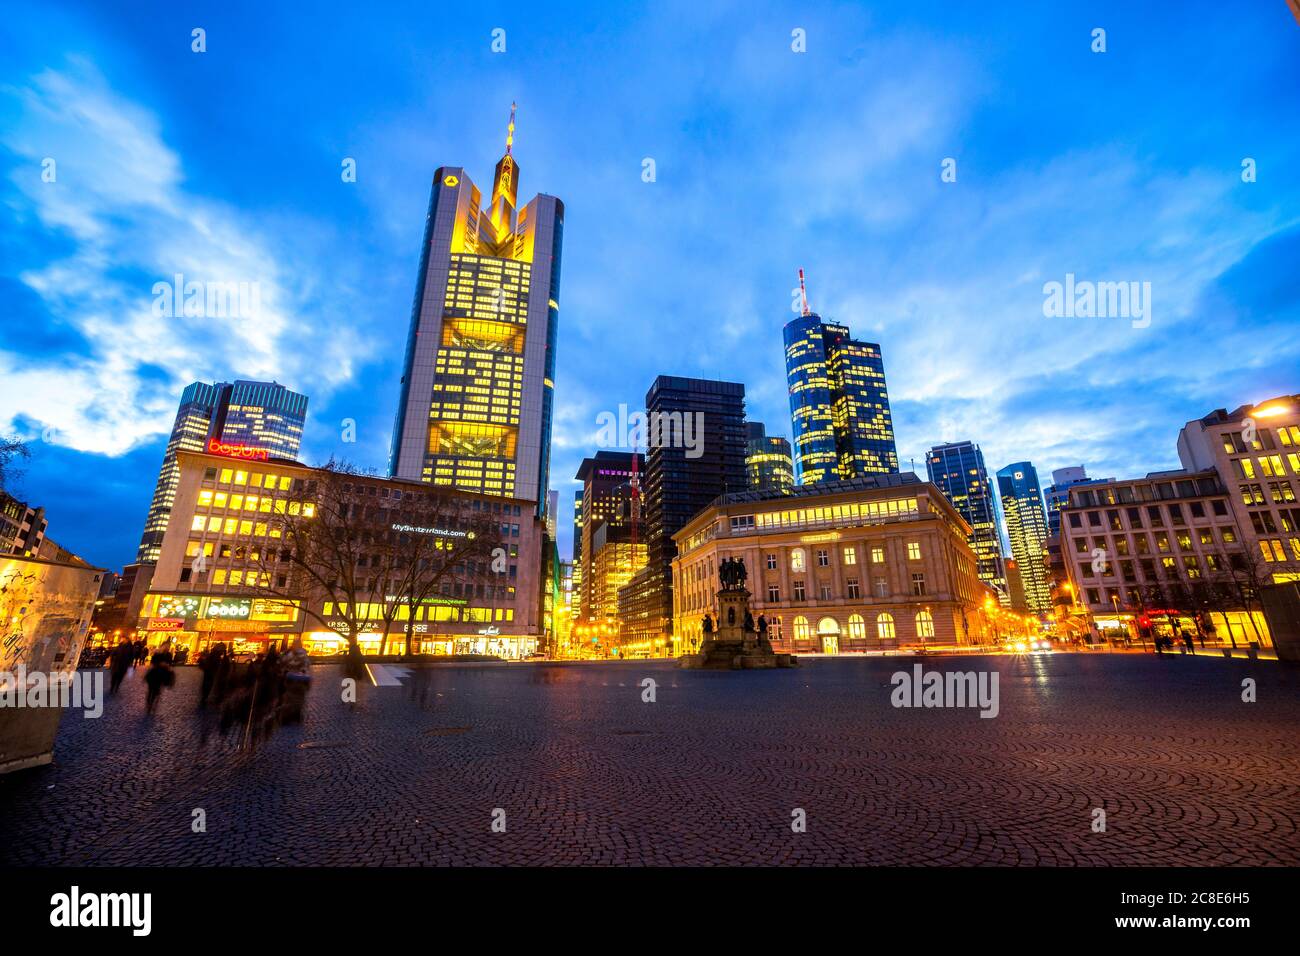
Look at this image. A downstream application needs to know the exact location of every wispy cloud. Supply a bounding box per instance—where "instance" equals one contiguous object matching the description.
[0,57,373,455]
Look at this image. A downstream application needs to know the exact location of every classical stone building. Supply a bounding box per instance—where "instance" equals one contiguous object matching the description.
[671,474,991,655]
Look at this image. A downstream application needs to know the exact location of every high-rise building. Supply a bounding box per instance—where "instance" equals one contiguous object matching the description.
[783,271,897,484]
[574,451,639,621]
[996,462,1052,617]
[927,441,1007,602]
[618,376,747,651]
[389,103,563,520]
[137,380,307,563]
[571,488,583,605]
[745,422,794,493]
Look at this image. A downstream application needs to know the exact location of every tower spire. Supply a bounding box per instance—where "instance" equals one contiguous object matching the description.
[505,101,517,157]
[798,268,811,317]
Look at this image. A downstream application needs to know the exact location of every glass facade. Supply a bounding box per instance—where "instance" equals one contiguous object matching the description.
[784,312,897,484]
[745,422,794,493]
[138,380,307,564]
[996,461,1052,617]
[389,113,562,515]
[927,441,1008,603]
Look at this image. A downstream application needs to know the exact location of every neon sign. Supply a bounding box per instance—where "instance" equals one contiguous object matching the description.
[208,437,269,461]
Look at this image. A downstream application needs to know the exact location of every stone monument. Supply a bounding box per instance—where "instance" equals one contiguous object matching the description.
[680,557,797,670]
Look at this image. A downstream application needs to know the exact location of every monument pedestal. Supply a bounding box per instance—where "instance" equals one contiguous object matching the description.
[680,587,797,670]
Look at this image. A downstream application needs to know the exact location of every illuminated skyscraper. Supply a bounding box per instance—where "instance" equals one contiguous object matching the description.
[996,461,1052,617]
[745,422,794,493]
[574,451,639,622]
[390,104,563,517]
[927,440,1008,603]
[783,271,897,484]
[619,376,747,651]
[137,380,307,563]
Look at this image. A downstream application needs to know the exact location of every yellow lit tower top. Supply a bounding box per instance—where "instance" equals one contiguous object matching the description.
[487,102,519,242]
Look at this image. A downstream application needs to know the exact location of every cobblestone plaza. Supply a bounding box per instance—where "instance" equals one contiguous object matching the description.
[2,655,1297,866]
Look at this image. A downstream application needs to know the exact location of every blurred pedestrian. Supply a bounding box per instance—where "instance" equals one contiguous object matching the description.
[279,636,312,724]
[144,639,176,714]
[108,638,134,695]
[198,642,227,708]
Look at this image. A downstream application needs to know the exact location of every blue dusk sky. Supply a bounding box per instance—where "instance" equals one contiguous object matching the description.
[1,1,1298,570]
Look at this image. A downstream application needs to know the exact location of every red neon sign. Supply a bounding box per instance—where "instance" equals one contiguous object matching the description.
[208,437,269,461]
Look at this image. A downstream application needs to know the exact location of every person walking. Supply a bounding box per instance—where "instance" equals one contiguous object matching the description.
[279,637,312,724]
[144,639,176,715]
[198,642,227,708]
[108,638,134,695]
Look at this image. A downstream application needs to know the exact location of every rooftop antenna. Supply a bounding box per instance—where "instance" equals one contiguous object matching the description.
[505,101,517,156]
[798,268,811,317]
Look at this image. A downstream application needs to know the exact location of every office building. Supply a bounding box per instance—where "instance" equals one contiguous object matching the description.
[996,462,1052,617]
[138,448,543,659]
[783,271,897,484]
[672,474,990,653]
[1058,469,1270,647]
[137,380,308,563]
[574,451,639,621]
[745,422,794,493]
[1045,465,1113,539]
[618,376,747,650]
[926,441,1008,603]
[1177,394,1300,585]
[389,104,563,519]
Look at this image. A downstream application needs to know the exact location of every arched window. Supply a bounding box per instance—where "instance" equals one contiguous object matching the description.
[847,613,865,639]
[793,615,810,641]
[916,610,935,639]
[817,616,840,636]
[790,548,806,572]
[876,612,896,640]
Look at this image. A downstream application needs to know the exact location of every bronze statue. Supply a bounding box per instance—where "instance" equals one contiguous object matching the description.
[702,614,713,634]
[744,610,755,633]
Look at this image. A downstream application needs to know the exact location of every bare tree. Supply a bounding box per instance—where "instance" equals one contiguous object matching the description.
[242,462,382,669]
[241,462,511,664]
[0,436,30,491]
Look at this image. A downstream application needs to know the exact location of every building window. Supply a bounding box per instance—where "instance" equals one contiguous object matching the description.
[816,549,829,567]
[791,548,805,572]
[871,547,884,563]
[916,610,935,639]
[847,613,865,639]
[876,612,896,640]
[874,578,888,597]
[767,585,780,602]
[766,554,777,570]
[842,546,857,565]
[907,542,921,561]
[793,616,810,641]
[846,577,860,599]
[819,584,832,600]
[911,573,926,596]
[793,580,806,601]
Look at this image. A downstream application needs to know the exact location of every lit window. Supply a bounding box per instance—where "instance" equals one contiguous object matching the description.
[842,546,856,565]
[871,547,884,563]
[876,612,896,640]
[916,610,935,639]
[790,548,805,572]
[907,542,921,560]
